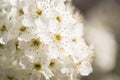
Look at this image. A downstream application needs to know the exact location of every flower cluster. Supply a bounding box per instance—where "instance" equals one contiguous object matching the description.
[0,0,93,80]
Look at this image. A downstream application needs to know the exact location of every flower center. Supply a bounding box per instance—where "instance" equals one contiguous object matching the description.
[72,38,77,43]
[1,24,7,32]
[56,16,62,22]
[34,63,42,71]
[31,38,41,49]
[18,8,24,16]
[35,9,42,17]
[50,61,55,67]
[54,34,62,43]
[19,26,27,32]
[49,59,56,68]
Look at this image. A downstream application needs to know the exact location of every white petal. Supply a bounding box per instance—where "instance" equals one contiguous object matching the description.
[78,61,93,76]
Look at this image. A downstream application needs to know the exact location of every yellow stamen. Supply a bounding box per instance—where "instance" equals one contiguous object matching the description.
[49,59,56,68]
[1,25,7,32]
[31,38,41,49]
[18,8,24,16]
[56,16,62,22]
[35,9,42,17]
[72,38,77,43]
[19,26,27,32]
[34,63,42,71]
[54,34,62,43]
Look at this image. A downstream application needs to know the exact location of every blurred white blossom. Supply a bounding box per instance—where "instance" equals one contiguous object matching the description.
[84,1,119,72]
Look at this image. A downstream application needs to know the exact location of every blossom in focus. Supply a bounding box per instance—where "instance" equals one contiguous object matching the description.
[0,0,93,80]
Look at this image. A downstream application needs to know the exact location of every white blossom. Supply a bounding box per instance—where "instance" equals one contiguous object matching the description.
[0,0,94,80]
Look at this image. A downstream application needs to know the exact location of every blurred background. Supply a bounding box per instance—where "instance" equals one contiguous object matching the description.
[72,0,120,80]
